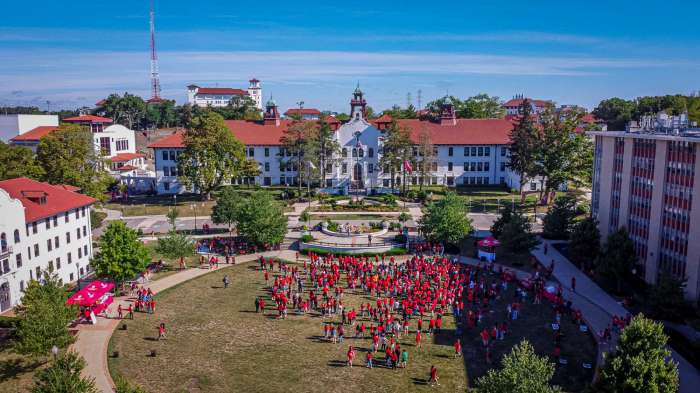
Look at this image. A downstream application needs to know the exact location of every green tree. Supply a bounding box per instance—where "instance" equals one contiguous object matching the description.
[211,186,240,234]
[415,126,436,191]
[542,196,577,239]
[379,120,412,193]
[307,117,341,186]
[232,191,288,247]
[568,216,601,270]
[165,207,179,231]
[648,271,687,321]
[419,192,472,245]
[32,351,97,393]
[280,120,316,194]
[461,93,505,118]
[490,204,514,239]
[0,141,44,180]
[14,274,76,356]
[92,221,151,288]
[100,93,147,130]
[593,97,635,130]
[597,315,678,393]
[476,340,561,393]
[425,96,463,117]
[36,124,112,201]
[154,230,194,267]
[597,227,636,293]
[500,211,540,254]
[177,112,247,200]
[145,99,177,128]
[209,96,261,121]
[507,99,540,194]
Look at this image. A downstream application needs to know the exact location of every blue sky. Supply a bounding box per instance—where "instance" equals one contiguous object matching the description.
[1,0,699,112]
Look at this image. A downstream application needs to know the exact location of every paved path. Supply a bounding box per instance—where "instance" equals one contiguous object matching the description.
[73,249,298,393]
[532,238,700,393]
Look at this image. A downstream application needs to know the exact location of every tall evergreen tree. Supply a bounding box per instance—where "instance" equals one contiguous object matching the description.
[476,340,561,393]
[597,227,637,293]
[568,216,601,270]
[500,210,540,254]
[32,351,98,393]
[597,315,678,393]
[490,204,515,239]
[542,196,577,239]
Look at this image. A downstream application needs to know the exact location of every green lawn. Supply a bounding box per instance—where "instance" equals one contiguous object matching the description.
[0,341,46,393]
[108,261,467,393]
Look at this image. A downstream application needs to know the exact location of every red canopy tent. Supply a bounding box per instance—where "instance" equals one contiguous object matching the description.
[66,280,115,320]
[477,236,500,262]
[477,236,500,248]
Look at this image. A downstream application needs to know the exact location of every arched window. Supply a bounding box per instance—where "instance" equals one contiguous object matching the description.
[14,229,20,244]
[342,148,348,157]
[0,233,6,252]
[352,148,357,158]
[359,148,364,157]
[368,148,374,158]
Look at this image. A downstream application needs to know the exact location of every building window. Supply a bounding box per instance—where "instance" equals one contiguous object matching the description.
[67,252,72,264]
[65,212,69,223]
[248,148,255,157]
[19,280,24,292]
[54,236,59,249]
[46,219,50,230]
[359,148,364,158]
[352,148,357,158]
[56,257,61,270]
[471,147,477,156]
[264,147,270,157]
[484,147,490,156]
[27,246,31,260]
[368,163,374,173]
[66,232,71,244]
[368,148,374,158]
[448,147,453,156]
[447,162,453,171]
[69,273,74,282]
[32,222,37,234]
[77,228,81,240]
[78,248,82,259]
[34,244,39,257]
[484,162,490,172]
[47,239,52,252]
[501,147,506,156]
[75,209,79,219]
[48,260,54,273]
[13,229,20,243]
[326,179,333,187]
[82,207,86,217]
[500,162,506,171]
[83,245,88,256]
[16,254,22,268]
[342,163,347,174]
[478,147,484,156]
[169,150,176,161]
[463,162,469,171]
[163,182,170,191]
[53,216,58,226]
[162,150,168,161]
[530,182,537,191]
[116,139,129,151]
[163,166,170,177]
[464,147,469,156]
[447,176,454,186]
[35,267,40,279]
[83,226,87,237]
[342,148,348,157]
[265,162,270,172]
[100,137,111,156]
[477,162,483,172]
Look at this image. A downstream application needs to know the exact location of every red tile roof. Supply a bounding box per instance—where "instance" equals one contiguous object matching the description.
[10,126,60,142]
[148,118,514,148]
[373,114,393,124]
[502,98,549,108]
[284,108,321,116]
[325,115,340,124]
[116,165,138,172]
[57,184,81,192]
[110,152,146,162]
[63,115,113,123]
[0,177,96,222]
[195,87,248,95]
[398,119,514,145]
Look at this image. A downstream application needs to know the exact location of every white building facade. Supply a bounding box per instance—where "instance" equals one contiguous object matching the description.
[0,178,96,313]
[150,90,527,195]
[186,79,263,111]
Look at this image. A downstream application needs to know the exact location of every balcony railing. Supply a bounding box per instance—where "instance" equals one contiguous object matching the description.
[0,245,12,260]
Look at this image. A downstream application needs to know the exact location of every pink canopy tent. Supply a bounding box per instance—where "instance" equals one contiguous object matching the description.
[66,280,115,307]
[478,236,500,248]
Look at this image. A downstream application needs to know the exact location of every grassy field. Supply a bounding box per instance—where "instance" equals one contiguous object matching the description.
[108,258,596,392]
[0,341,46,393]
[108,261,467,393]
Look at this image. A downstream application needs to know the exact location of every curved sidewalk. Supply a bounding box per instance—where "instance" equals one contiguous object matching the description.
[533,239,700,393]
[72,249,297,393]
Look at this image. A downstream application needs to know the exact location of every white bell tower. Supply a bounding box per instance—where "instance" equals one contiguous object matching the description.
[248,78,262,111]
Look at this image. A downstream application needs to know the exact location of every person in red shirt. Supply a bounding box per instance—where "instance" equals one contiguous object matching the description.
[366,351,373,369]
[157,323,166,340]
[454,339,462,358]
[415,330,422,348]
[346,346,355,367]
[429,365,439,386]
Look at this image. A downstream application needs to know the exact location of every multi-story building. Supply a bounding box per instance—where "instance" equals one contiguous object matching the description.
[186,78,263,111]
[0,114,59,142]
[150,89,528,195]
[502,95,551,116]
[0,178,96,312]
[284,108,322,120]
[590,120,700,301]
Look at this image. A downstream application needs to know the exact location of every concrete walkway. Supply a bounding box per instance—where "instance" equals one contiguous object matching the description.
[72,249,298,393]
[532,238,700,393]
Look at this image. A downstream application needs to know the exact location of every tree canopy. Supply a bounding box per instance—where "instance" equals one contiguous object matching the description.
[32,351,98,393]
[542,196,577,239]
[476,340,561,393]
[0,141,44,181]
[36,124,113,201]
[597,315,678,393]
[378,120,413,193]
[568,216,601,270]
[499,210,540,254]
[92,221,151,285]
[14,274,76,357]
[593,94,700,130]
[425,94,505,119]
[177,111,247,200]
[597,227,637,293]
[419,192,472,245]
[230,191,288,247]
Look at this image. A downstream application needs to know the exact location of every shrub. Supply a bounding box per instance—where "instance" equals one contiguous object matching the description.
[0,316,19,329]
[299,234,314,243]
[394,234,407,243]
[389,222,402,231]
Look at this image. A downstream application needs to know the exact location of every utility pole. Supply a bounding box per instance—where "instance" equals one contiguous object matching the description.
[417,89,422,110]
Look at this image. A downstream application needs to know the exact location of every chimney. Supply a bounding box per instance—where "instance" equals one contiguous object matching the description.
[440,101,457,126]
[263,99,280,126]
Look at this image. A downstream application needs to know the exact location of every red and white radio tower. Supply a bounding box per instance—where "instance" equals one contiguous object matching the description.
[148,0,162,102]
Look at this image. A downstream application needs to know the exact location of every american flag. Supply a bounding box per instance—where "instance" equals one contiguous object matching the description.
[403,160,413,174]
